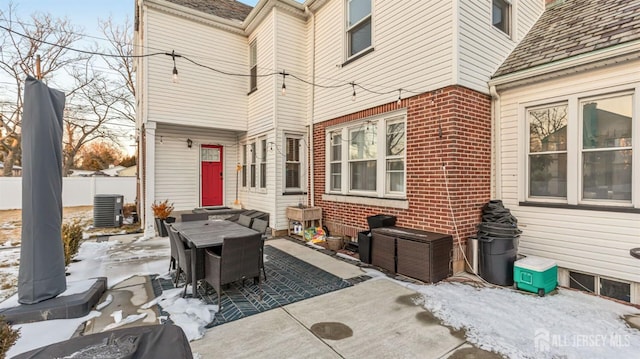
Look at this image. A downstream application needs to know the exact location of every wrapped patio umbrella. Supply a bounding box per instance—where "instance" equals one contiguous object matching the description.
[18,76,67,304]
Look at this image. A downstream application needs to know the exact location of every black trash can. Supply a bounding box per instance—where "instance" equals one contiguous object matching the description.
[478,235,517,286]
[358,230,372,264]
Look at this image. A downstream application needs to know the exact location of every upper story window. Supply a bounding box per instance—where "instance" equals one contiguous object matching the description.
[327,112,406,198]
[347,0,372,58]
[492,0,511,35]
[525,92,635,206]
[249,40,257,92]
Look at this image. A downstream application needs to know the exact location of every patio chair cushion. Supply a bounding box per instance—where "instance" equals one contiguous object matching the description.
[237,214,253,228]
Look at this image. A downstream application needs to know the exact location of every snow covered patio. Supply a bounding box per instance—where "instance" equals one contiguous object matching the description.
[3,233,640,358]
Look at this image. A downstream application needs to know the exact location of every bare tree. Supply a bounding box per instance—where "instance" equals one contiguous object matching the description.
[0,3,86,176]
[62,62,129,176]
[98,16,135,125]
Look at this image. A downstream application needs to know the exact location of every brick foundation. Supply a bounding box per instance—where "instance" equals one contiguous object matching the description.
[313,85,491,269]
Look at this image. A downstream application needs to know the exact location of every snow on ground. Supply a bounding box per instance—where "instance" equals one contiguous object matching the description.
[415,282,640,359]
[6,311,102,358]
[2,229,640,358]
[4,234,220,356]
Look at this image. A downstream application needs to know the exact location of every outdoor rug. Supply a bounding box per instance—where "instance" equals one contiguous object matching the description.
[158,245,355,328]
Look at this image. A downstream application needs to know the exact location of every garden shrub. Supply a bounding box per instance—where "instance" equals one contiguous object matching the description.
[62,220,83,266]
[0,316,20,359]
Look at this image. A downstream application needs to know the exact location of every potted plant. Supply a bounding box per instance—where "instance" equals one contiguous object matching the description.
[151,199,175,237]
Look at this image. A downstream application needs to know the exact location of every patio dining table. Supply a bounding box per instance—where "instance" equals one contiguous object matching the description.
[171,219,258,298]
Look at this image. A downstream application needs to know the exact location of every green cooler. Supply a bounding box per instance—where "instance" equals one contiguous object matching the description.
[513,256,557,296]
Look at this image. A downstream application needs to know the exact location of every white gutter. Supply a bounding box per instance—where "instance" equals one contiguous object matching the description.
[489,85,501,201]
[489,40,640,89]
[306,5,317,207]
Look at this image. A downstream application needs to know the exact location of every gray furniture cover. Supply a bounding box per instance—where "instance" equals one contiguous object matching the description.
[18,76,67,304]
[14,324,193,359]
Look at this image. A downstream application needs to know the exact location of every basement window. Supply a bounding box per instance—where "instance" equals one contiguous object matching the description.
[569,271,595,292]
[600,278,631,303]
[569,270,631,303]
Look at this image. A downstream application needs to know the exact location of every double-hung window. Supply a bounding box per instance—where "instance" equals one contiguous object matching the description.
[386,120,405,193]
[581,94,632,202]
[327,112,406,198]
[260,138,267,189]
[525,91,635,206]
[285,135,303,191]
[527,103,568,198]
[347,0,372,58]
[249,40,257,92]
[349,125,377,191]
[329,131,342,191]
[250,142,257,188]
[241,144,247,188]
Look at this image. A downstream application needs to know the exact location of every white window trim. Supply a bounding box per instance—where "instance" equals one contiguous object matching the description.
[325,110,407,199]
[520,88,638,208]
[284,133,306,193]
[345,0,374,60]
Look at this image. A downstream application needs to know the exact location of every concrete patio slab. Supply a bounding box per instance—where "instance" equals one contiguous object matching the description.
[83,275,160,334]
[190,307,341,359]
[266,238,365,279]
[285,278,465,358]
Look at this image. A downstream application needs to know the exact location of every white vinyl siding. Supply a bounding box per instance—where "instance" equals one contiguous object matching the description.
[248,12,276,137]
[458,0,543,94]
[145,8,247,131]
[495,60,640,284]
[153,123,238,211]
[312,0,455,123]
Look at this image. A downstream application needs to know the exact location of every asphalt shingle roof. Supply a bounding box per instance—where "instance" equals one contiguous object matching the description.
[165,0,253,22]
[493,0,640,77]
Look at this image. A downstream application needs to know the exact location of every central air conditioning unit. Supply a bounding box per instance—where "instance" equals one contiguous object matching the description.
[93,194,124,228]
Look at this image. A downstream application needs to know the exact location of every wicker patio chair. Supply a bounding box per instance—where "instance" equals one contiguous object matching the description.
[164,221,177,273]
[250,218,269,281]
[203,232,262,306]
[168,226,192,296]
[181,212,209,222]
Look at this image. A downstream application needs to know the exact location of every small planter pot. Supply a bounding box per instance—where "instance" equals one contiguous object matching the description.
[155,216,176,237]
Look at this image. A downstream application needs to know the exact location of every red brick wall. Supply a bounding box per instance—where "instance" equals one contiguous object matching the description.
[313,85,491,253]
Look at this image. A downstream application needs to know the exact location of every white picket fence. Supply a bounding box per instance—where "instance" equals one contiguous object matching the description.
[0,177,137,210]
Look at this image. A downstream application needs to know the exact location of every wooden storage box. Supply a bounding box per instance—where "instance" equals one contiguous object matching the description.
[372,227,452,283]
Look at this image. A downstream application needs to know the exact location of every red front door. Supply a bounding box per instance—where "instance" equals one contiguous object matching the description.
[201,145,223,206]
